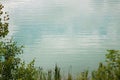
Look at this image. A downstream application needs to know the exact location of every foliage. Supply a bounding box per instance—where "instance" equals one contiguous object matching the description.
[76,70,88,80]
[36,67,47,80]
[0,40,23,80]
[54,65,61,80]
[67,73,72,80]
[0,3,37,80]
[91,50,120,80]
[0,3,9,38]
[14,60,37,80]
[47,70,52,80]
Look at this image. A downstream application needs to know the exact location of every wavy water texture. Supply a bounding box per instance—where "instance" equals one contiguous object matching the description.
[2,0,120,73]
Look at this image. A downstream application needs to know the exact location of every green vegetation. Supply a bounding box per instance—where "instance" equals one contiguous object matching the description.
[91,50,120,80]
[0,3,37,80]
[0,3,120,80]
[0,3,9,37]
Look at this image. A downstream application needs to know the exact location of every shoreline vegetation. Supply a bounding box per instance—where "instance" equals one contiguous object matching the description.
[0,39,120,80]
[0,3,120,80]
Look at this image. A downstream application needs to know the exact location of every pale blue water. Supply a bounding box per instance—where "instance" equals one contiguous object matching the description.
[2,0,120,74]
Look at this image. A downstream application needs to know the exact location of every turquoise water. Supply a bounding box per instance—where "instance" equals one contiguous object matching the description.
[3,0,120,74]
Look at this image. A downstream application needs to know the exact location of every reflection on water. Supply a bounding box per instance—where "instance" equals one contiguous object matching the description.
[3,0,120,73]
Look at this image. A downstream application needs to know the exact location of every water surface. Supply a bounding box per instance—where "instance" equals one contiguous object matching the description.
[3,0,120,74]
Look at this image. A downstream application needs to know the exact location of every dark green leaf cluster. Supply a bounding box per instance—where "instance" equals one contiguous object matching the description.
[0,41,23,80]
[0,3,9,38]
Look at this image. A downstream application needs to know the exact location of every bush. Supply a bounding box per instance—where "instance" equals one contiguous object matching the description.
[91,50,120,80]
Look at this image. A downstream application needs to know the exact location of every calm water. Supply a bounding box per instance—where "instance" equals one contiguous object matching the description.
[2,0,120,74]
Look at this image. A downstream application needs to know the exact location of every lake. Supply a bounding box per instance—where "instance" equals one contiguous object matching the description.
[2,0,120,74]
